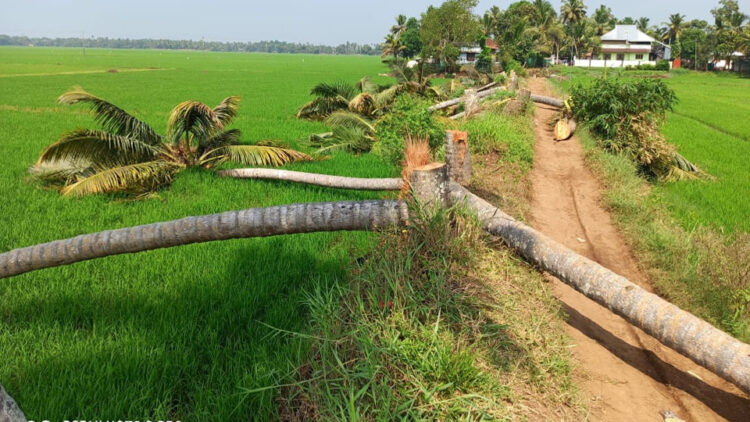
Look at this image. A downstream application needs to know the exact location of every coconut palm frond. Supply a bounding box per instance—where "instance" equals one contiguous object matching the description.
[199,128,242,151]
[348,93,376,116]
[326,111,376,133]
[206,145,313,167]
[310,81,357,99]
[37,129,161,167]
[356,77,379,94]
[213,96,241,126]
[373,85,403,109]
[61,161,182,196]
[296,96,350,120]
[30,157,94,183]
[317,125,375,154]
[167,100,223,143]
[58,87,162,145]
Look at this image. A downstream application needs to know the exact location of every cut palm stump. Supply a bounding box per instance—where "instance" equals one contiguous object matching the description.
[553,118,577,141]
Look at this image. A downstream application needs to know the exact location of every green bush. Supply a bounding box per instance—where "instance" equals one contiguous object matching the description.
[503,59,527,77]
[570,77,681,178]
[656,60,671,71]
[373,94,445,164]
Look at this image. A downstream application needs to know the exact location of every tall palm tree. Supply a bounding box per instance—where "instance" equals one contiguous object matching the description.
[532,0,557,27]
[382,33,406,62]
[32,88,311,196]
[637,17,650,32]
[592,4,616,36]
[391,14,408,37]
[665,13,686,43]
[560,0,587,25]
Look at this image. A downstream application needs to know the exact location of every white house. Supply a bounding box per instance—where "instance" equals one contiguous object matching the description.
[457,39,499,65]
[575,25,669,68]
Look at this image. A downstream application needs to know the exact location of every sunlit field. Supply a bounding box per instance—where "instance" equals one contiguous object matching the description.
[555,67,750,232]
[0,46,394,420]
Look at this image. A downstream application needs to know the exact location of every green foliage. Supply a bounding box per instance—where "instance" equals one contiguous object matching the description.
[33,87,311,196]
[419,0,481,71]
[570,77,689,179]
[655,60,671,71]
[400,17,423,58]
[459,112,534,168]
[502,58,527,77]
[373,94,445,163]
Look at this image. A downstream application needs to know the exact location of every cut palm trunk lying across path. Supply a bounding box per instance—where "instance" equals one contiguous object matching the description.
[445,181,750,395]
[530,93,565,108]
[0,200,407,279]
[219,168,404,190]
[428,86,507,112]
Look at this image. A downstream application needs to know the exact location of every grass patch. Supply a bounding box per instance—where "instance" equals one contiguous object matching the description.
[279,204,583,420]
[577,127,750,341]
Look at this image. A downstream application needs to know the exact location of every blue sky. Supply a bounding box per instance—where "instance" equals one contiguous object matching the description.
[1,0,747,45]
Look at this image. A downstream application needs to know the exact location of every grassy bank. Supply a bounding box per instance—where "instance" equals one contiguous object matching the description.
[278,103,584,419]
[548,68,749,339]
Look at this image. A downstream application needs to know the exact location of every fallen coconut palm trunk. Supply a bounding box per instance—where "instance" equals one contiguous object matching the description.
[0,200,407,279]
[530,94,564,108]
[447,182,750,395]
[219,168,403,191]
[553,118,577,140]
[428,87,506,111]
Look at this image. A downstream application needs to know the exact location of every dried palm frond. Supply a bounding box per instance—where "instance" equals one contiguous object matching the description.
[213,96,241,126]
[37,129,161,166]
[61,161,182,196]
[348,93,376,116]
[58,87,162,144]
[199,129,242,151]
[167,100,223,143]
[202,145,313,167]
[29,157,94,184]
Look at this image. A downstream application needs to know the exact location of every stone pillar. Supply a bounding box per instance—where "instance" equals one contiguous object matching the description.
[463,89,480,118]
[444,130,472,184]
[408,163,449,209]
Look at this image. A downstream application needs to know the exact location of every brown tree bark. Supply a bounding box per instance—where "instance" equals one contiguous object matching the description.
[530,94,564,108]
[0,200,408,279]
[219,168,403,191]
[447,182,750,395]
[428,87,507,112]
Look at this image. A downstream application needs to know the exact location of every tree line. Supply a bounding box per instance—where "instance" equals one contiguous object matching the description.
[0,35,381,56]
[381,0,750,71]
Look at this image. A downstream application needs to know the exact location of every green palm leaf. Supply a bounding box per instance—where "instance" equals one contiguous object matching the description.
[205,145,313,167]
[296,97,350,120]
[61,161,182,196]
[325,111,375,133]
[58,87,162,145]
[310,81,357,99]
[373,85,403,109]
[36,129,161,168]
[318,125,375,154]
[213,96,241,126]
[167,100,223,143]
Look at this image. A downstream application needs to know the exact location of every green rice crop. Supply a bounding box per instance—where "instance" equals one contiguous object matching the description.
[0,46,394,420]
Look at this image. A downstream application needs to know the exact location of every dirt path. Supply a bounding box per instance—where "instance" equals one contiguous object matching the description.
[526,77,750,421]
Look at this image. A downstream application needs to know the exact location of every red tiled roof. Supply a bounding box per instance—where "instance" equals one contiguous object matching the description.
[486,39,499,50]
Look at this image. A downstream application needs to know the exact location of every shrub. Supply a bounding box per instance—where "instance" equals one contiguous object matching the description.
[570,77,684,178]
[503,59,527,77]
[655,59,671,71]
[373,94,445,164]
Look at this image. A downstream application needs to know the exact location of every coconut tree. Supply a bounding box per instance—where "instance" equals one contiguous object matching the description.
[382,33,406,62]
[665,13,686,43]
[560,0,587,25]
[637,17,650,32]
[592,4,616,36]
[32,87,311,196]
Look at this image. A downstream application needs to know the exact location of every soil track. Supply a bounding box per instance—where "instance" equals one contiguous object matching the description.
[526,77,750,421]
